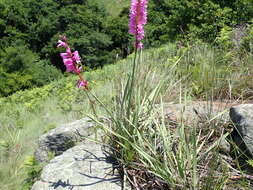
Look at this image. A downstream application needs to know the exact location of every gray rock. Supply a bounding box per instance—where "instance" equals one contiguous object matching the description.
[163,101,231,124]
[31,143,122,190]
[219,138,231,154]
[35,118,96,162]
[230,104,253,156]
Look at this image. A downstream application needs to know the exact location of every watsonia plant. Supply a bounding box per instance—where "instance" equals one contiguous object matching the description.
[89,1,232,189]
[91,70,231,189]
[89,0,210,188]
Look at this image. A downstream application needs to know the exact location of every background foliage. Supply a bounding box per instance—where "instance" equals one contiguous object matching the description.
[0,0,253,96]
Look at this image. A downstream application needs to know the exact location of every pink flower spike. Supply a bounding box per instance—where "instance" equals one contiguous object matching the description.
[129,0,148,49]
[77,80,88,88]
[57,36,88,90]
[73,51,81,63]
[57,40,68,48]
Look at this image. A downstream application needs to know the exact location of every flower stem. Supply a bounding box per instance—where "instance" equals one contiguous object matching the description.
[127,45,139,117]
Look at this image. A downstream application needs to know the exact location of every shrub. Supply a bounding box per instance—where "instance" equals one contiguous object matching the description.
[0,44,62,96]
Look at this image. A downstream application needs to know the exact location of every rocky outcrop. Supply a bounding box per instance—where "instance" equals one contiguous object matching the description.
[230,104,253,156]
[31,143,122,190]
[31,102,253,190]
[35,118,95,162]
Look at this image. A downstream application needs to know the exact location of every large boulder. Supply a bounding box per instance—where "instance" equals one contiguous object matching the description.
[230,104,253,156]
[35,118,96,162]
[31,142,122,190]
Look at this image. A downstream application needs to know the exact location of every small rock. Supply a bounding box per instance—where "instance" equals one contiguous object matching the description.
[35,117,95,162]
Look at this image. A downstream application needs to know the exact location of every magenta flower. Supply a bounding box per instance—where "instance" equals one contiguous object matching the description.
[63,58,75,72]
[73,51,81,63]
[77,80,88,88]
[57,36,88,89]
[129,0,148,49]
[57,40,68,48]
[57,39,81,73]
[60,53,69,59]
[76,66,82,73]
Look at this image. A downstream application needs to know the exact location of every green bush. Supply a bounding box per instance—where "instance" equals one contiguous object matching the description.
[0,44,62,96]
[128,0,253,46]
[240,21,253,54]
[215,26,233,50]
[1,0,253,96]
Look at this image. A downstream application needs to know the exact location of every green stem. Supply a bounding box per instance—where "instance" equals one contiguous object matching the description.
[127,45,138,118]
[85,90,98,118]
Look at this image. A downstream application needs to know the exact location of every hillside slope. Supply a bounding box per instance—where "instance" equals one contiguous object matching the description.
[0,41,253,189]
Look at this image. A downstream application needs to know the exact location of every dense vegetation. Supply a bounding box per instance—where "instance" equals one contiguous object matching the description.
[1,0,253,96]
[0,0,130,96]
[146,0,253,44]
